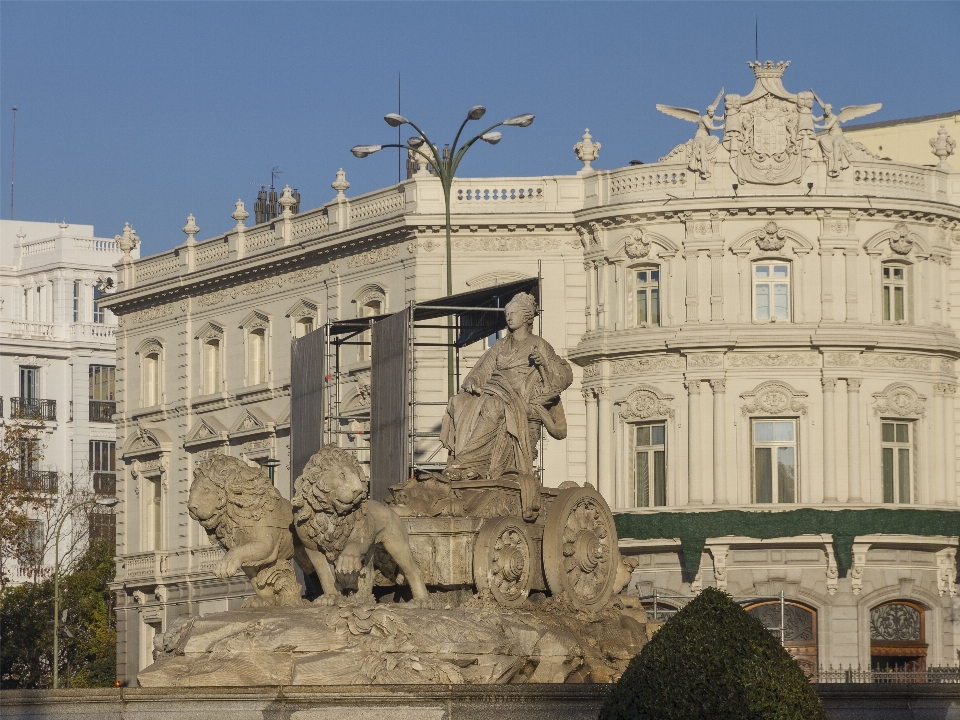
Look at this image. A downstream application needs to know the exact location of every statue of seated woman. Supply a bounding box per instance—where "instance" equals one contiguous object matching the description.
[439,292,573,520]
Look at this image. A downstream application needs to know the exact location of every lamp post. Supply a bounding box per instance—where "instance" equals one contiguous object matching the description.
[260,457,281,485]
[52,495,119,689]
[352,107,535,397]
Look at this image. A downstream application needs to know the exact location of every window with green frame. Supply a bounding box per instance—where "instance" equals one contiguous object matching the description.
[881,421,912,503]
[635,423,666,507]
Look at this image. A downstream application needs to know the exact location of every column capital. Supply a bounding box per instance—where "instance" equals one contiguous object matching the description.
[684,380,702,393]
[709,379,726,393]
[822,377,838,391]
[935,382,957,395]
[582,387,599,401]
[846,378,862,391]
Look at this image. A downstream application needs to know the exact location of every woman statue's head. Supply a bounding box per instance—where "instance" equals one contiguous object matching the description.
[505,292,538,330]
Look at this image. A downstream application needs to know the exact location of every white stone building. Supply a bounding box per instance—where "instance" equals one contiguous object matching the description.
[105,61,960,683]
[0,219,137,585]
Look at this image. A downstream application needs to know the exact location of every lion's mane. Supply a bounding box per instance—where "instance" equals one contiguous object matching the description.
[190,454,280,548]
[292,445,369,562]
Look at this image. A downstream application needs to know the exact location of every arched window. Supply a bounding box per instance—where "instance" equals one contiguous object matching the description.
[753,261,791,322]
[746,601,818,677]
[248,329,267,385]
[358,298,383,362]
[203,339,221,394]
[143,353,160,407]
[881,262,909,324]
[870,601,926,671]
[295,317,314,338]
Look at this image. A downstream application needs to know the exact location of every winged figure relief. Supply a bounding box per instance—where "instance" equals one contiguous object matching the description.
[655,89,725,178]
[813,96,882,177]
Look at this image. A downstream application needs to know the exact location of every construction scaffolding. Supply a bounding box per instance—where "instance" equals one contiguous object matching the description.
[313,276,542,500]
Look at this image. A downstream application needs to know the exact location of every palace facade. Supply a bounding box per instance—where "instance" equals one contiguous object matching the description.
[103,61,960,682]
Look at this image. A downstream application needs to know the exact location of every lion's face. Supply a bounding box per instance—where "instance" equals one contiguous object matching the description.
[187,476,223,527]
[294,467,365,520]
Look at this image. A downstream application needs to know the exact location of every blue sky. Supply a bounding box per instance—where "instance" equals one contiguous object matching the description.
[1,2,958,256]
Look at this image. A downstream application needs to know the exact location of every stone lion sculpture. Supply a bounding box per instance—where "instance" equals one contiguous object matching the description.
[292,445,428,605]
[188,455,305,607]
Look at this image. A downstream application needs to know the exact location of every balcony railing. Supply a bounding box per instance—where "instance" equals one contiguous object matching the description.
[10,398,56,421]
[89,400,116,423]
[93,471,117,495]
[19,470,59,494]
[815,665,960,684]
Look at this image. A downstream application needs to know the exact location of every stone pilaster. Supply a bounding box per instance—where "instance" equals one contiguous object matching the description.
[710,379,727,504]
[597,388,614,504]
[583,388,598,489]
[822,378,837,502]
[846,378,862,502]
[685,380,703,505]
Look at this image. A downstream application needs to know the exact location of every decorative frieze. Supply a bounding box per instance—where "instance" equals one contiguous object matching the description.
[451,236,561,252]
[728,352,819,368]
[346,245,399,268]
[861,353,932,371]
[686,353,724,369]
[610,355,685,375]
[823,352,859,368]
[582,363,601,379]
[128,303,175,325]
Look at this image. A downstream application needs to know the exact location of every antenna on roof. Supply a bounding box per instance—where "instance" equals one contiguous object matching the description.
[10,106,18,220]
[755,16,759,62]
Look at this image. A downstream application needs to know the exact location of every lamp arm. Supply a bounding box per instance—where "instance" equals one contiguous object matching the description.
[450,120,506,174]
[403,121,444,171]
[450,115,474,159]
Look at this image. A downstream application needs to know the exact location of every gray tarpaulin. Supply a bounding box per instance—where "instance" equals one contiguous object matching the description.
[370,308,409,500]
[291,328,325,493]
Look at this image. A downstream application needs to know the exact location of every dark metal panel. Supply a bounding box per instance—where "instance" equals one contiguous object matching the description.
[291,328,325,493]
[370,307,409,501]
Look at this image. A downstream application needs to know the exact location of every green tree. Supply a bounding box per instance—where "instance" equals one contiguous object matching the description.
[1,541,116,688]
[599,587,827,720]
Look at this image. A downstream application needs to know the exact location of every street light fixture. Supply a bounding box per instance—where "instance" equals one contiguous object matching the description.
[260,458,281,485]
[52,495,118,689]
[351,106,535,397]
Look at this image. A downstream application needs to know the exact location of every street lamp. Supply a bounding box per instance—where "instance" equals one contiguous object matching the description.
[52,495,118,689]
[352,107,535,397]
[260,458,281,485]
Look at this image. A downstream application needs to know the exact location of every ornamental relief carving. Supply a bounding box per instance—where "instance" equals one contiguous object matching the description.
[618,386,675,421]
[128,303,175,325]
[686,354,724,369]
[870,603,921,642]
[623,229,651,259]
[756,221,787,251]
[861,353,932,371]
[823,352,859,367]
[872,383,926,418]
[889,223,916,255]
[741,381,808,416]
[582,363,601,379]
[452,236,562,252]
[728,352,819,368]
[346,245,399,268]
[610,356,685,375]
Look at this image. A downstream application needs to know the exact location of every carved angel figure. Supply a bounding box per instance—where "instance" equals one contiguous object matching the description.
[440,293,573,487]
[656,88,725,179]
[813,98,882,177]
[721,94,743,158]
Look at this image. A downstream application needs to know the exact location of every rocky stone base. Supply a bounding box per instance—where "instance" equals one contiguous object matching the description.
[139,595,651,687]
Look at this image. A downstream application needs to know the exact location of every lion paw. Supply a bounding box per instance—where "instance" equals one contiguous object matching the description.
[313,595,339,606]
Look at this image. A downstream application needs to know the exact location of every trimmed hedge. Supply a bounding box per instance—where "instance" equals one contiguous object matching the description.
[599,587,827,720]
[614,507,960,573]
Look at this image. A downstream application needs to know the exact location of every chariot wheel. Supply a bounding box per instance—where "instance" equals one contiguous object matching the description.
[543,485,618,611]
[473,516,533,608]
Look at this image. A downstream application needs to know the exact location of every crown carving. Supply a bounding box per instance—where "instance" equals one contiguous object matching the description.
[747,60,790,79]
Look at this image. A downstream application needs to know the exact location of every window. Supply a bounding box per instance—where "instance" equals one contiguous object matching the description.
[752,419,797,503]
[73,281,81,322]
[295,317,314,338]
[19,366,39,399]
[358,299,382,362]
[89,441,116,495]
[871,601,926,671]
[147,477,162,551]
[754,262,790,321]
[24,519,45,556]
[89,365,116,422]
[882,264,908,323]
[881,421,912,504]
[746,601,818,677]
[635,423,666,507]
[19,439,39,472]
[93,285,105,323]
[142,353,160,407]
[203,340,221,394]
[248,329,267,385]
[635,268,660,326]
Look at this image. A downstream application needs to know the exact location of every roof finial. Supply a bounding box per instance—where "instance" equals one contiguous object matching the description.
[574,129,601,174]
[332,168,350,200]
